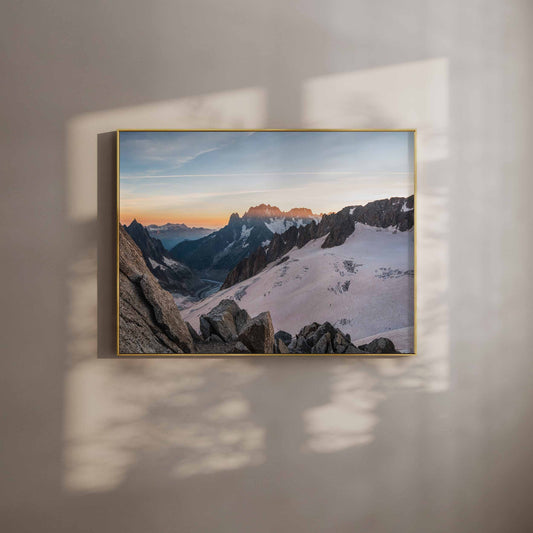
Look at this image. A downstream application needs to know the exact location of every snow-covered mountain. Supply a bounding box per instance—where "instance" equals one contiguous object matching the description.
[169,205,321,281]
[179,223,414,352]
[223,195,414,288]
[146,222,213,249]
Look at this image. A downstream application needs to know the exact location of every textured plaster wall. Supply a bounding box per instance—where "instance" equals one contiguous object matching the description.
[1,1,532,532]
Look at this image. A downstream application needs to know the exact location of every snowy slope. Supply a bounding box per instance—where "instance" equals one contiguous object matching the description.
[180,223,415,352]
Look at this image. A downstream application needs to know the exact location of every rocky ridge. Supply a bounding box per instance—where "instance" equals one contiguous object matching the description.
[222,195,414,289]
[119,226,194,354]
[125,220,205,295]
[170,205,320,281]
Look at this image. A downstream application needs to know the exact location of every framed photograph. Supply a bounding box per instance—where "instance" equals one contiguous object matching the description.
[117,130,416,356]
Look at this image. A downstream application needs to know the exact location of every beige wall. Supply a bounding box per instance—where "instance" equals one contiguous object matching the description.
[1,1,532,532]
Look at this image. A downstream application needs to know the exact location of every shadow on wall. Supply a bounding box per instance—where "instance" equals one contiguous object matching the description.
[64,59,450,504]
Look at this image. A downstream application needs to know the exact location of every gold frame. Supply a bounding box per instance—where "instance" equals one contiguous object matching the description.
[116,129,417,357]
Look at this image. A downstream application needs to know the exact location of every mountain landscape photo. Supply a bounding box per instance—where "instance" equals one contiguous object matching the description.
[118,130,415,355]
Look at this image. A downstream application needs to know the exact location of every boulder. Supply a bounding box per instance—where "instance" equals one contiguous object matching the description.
[200,316,212,340]
[275,330,292,346]
[199,299,250,342]
[344,344,368,354]
[297,322,320,339]
[358,337,399,354]
[232,341,251,354]
[277,338,290,354]
[308,322,336,347]
[238,311,275,353]
[312,332,332,353]
[186,321,203,343]
[333,330,350,353]
[294,335,312,353]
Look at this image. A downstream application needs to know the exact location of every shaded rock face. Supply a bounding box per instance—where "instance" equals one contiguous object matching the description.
[125,220,205,295]
[198,299,251,342]
[169,212,273,281]
[238,312,275,354]
[278,321,399,354]
[119,226,194,354]
[221,246,267,289]
[222,195,414,289]
[196,299,274,354]
[358,337,398,354]
[126,219,167,263]
[170,207,320,282]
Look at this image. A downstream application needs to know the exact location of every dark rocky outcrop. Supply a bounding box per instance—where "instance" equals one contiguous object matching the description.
[232,341,251,354]
[275,330,292,346]
[358,337,398,354]
[238,312,275,353]
[170,206,319,282]
[124,220,205,295]
[222,195,414,289]
[280,321,400,354]
[198,299,251,342]
[126,219,167,263]
[119,226,194,354]
[221,246,268,289]
[196,299,275,354]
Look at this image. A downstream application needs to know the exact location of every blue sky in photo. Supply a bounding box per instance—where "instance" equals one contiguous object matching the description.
[120,130,414,227]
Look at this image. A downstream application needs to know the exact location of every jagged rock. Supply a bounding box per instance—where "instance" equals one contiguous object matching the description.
[275,330,292,346]
[297,322,320,339]
[221,246,267,289]
[238,311,275,353]
[208,334,224,343]
[358,337,399,354]
[308,322,337,347]
[124,220,205,295]
[277,338,290,354]
[199,299,251,342]
[312,332,332,353]
[126,219,167,263]
[119,226,194,354]
[294,335,312,354]
[344,344,368,354]
[322,214,355,248]
[186,322,203,343]
[234,307,252,333]
[350,196,414,231]
[232,341,251,354]
[223,195,414,289]
[171,206,316,282]
[333,330,350,353]
[199,316,212,340]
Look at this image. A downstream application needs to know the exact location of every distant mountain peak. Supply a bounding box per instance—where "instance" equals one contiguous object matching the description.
[243,204,317,219]
[228,212,241,225]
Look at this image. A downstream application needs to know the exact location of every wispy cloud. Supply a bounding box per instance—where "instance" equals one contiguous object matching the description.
[121,170,411,180]
[119,130,414,225]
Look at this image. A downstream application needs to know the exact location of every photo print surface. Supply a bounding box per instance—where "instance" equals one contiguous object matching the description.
[118,130,415,355]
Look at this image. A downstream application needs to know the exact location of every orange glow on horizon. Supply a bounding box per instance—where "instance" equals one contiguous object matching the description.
[120,211,226,229]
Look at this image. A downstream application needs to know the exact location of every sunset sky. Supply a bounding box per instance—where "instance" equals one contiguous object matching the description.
[119,130,414,228]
